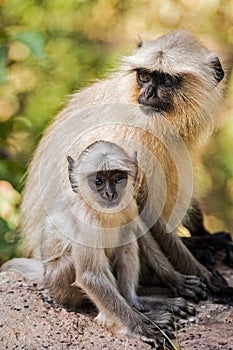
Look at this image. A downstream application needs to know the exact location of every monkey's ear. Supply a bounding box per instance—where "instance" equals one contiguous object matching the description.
[67,156,78,193]
[132,151,138,165]
[210,57,224,84]
[132,151,138,181]
[136,35,143,48]
[137,40,143,48]
[67,155,75,169]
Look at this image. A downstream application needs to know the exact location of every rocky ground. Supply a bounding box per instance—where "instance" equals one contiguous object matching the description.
[0,266,233,350]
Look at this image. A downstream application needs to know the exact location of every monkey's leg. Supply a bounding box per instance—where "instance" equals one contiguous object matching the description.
[43,254,85,309]
[138,232,206,302]
[72,245,174,347]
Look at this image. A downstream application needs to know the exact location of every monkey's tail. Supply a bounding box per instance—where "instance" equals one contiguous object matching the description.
[1,258,44,284]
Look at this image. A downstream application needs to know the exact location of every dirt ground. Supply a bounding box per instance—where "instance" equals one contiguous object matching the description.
[0,267,233,350]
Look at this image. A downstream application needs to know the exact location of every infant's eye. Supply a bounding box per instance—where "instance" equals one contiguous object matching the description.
[113,174,127,184]
[137,71,150,83]
[95,178,103,186]
[114,176,123,184]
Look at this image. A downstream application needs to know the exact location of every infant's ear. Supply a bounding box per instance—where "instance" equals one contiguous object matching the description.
[67,155,78,193]
[210,57,224,84]
[132,151,138,165]
[131,151,138,182]
[67,155,75,169]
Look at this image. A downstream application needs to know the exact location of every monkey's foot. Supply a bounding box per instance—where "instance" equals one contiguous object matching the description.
[157,297,195,319]
[139,332,174,350]
[169,274,207,301]
[94,312,115,327]
[138,295,195,319]
[141,310,175,331]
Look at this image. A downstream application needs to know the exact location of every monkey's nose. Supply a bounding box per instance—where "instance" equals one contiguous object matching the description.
[145,85,154,99]
[105,191,117,201]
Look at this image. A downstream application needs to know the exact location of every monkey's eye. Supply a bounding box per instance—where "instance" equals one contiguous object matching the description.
[95,178,103,186]
[113,174,127,184]
[162,74,179,88]
[137,71,150,83]
[162,75,173,87]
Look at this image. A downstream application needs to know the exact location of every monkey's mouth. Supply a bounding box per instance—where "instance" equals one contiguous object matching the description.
[139,100,173,116]
[139,104,161,115]
[152,107,160,112]
[97,198,120,209]
[138,94,172,114]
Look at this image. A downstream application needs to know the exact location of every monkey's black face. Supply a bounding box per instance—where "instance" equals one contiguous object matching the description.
[88,170,128,207]
[135,69,181,114]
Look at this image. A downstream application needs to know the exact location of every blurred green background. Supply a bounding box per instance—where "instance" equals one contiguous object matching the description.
[0,0,233,264]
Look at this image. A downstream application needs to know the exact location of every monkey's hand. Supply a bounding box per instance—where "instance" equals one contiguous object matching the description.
[168,273,207,301]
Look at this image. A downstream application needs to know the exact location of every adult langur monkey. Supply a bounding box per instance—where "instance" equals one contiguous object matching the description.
[2,30,232,311]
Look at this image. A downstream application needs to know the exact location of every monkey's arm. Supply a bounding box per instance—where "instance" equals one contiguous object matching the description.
[183,199,210,236]
[148,221,233,305]
[71,245,173,347]
[151,224,212,282]
[138,232,206,301]
[150,222,233,297]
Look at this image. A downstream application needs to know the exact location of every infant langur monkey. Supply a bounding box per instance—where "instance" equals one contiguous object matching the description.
[2,140,196,346]
[38,141,194,347]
